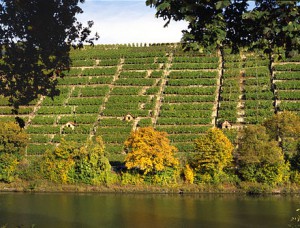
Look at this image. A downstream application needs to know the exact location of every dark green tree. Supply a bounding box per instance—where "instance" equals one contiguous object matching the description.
[146,0,248,52]
[243,1,300,57]
[146,0,300,56]
[0,0,98,109]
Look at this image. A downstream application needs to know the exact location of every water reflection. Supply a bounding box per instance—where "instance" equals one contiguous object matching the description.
[0,193,299,228]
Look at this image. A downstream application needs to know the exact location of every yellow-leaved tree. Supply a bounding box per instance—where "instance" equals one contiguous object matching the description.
[41,137,111,184]
[193,128,234,182]
[0,121,28,182]
[124,127,179,175]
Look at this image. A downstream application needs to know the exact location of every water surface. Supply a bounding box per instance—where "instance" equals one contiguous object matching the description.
[0,193,299,227]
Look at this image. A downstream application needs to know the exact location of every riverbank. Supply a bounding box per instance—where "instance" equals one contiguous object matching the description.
[1,179,300,194]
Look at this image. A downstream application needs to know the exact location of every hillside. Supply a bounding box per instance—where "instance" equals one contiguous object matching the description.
[0,43,299,161]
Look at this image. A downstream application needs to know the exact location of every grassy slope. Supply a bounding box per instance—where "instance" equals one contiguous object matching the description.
[0,43,299,162]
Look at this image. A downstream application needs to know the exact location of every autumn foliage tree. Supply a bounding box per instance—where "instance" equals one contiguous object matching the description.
[193,128,234,181]
[41,137,111,184]
[0,121,28,182]
[0,121,28,156]
[124,127,179,175]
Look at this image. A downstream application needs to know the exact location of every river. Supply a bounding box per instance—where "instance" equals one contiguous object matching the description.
[0,192,299,227]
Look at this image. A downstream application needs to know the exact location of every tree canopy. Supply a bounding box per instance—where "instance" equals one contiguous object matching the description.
[0,121,28,156]
[41,137,111,184]
[0,121,28,182]
[0,0,98,108]
[236,125,288,184]
[124,127,179,175]
[263,111,300,158]
[146,0,300,55]
[193,128,234,176]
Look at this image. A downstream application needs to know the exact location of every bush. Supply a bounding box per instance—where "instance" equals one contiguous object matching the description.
[183,164,194,184]
[0,153,18,183]
[17,157,44,181]
[120,171,144,185]
[145,168,179,186]
[40,137,111,185]
[0,122,28,182]
[0,122,28,157]
[239,182,271,194]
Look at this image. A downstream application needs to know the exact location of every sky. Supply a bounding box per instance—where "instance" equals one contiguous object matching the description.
[77,0,188,44]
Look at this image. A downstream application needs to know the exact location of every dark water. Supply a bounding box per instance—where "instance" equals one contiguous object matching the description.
[0,192,299,228]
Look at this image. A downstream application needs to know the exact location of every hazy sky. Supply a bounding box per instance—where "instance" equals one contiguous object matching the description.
[77,0,188,44]
[78,1,256,45]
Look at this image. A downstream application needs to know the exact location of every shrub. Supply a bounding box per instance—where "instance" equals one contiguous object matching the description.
[183,164,194,184]
[120,171,144,185]
[0,153,18,183]
[40,137,111,185]
[74,137,111,185]
[0,122,28,157]
[146,167,179,186]
[0,122,28,182]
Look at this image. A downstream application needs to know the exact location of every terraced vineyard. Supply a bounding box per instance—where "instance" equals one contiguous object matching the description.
[1,43,299,162]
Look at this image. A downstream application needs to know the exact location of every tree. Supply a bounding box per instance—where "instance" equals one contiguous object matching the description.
[146,0,249,52]
[146,0,300,55]
[0,121,28,182]
[41,137,111,184]
[124,127,179,175]
[41,139,78,183]
[263,111,300,159]
[193,128,234,178]
[0,0,98,109]
[236,125,288,185]
[243,1,300,57]
[0,121,28,156]
[74,136,111,185]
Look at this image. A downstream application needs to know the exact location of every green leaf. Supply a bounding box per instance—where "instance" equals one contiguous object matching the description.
[157,2,170,11]
[216,0,230,10]
[145,0,157,7]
